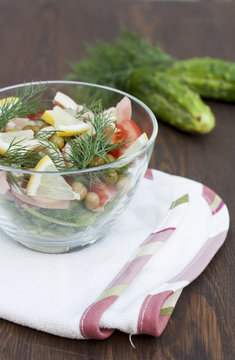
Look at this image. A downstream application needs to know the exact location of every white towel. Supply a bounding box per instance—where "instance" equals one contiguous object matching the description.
[0,169,229,339]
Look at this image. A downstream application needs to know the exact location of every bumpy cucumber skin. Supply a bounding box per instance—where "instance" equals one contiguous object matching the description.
[129,68,215,134]
[165,57,235,102]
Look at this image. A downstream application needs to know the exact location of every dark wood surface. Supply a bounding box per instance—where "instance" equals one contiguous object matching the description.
[0,1,234,359]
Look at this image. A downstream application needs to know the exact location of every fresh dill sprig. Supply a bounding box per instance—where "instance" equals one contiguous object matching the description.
[35,131,66,168]
[0,83,49,130]
[0,101,128,182]
[7,172,26,193]
[0,141,43,169]
[0,135,64,170]
[65,29,175,103]
[65,100,128,170]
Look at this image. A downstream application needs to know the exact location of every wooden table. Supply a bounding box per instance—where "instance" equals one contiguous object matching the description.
[0,1,234,359]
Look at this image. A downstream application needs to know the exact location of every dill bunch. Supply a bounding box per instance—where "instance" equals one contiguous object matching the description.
[0,101,128,187]
[0,134,64,170]
[0,83,49,131]
[65,29,175,103]
[65,101,128,170]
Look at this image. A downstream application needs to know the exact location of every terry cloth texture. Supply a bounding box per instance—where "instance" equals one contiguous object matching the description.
[0,169,229,339]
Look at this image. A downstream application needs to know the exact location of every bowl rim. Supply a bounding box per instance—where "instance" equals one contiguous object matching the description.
[0,80,158,175]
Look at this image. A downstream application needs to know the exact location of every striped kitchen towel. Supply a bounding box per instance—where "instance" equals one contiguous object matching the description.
[0,170,229,339]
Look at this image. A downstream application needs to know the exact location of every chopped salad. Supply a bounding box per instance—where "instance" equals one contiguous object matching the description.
[0,87,148,238]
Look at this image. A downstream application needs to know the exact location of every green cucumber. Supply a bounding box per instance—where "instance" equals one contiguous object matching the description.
[129,67,215,134]
[165,57,235,102]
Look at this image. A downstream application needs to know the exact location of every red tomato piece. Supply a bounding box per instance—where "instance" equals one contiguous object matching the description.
[107,128,125,158]
[104,127,118,146]
[28,110,45,119]
[109,120,142,158]
[91,183,115,208]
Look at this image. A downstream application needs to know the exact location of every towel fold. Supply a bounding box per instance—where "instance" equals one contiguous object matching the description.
[0,169,229,339]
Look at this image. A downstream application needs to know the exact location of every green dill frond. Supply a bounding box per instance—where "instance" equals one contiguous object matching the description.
[0,101,128,188]
[0,83,49,130]
[0,141,42,169]
[65,101,128,170]
[65,28,175,102]
[7,172,26,193]
[0,132,64,170]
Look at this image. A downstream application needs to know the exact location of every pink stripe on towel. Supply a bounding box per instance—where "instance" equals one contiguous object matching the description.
[202,185,216,205]
[144,168,154,180]
[137,291,173,336]
[169,231,228,283]
[80,296,116,339]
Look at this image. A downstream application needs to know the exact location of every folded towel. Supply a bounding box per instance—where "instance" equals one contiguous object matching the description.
[0,169,229,339]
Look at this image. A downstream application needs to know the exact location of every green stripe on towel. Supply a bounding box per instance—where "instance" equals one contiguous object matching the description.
[170,194,189,209]
[160,307,174,316]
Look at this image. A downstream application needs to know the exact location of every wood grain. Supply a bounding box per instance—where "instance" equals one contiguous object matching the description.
[0,0,234,359]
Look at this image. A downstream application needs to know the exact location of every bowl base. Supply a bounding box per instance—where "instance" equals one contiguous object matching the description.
[19,238,99,254]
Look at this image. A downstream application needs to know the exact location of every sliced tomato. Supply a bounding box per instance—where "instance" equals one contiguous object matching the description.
[105,127,123,158]
[104,126,122,158]
[109,120,142,158]
[28,110,45,119]
[91,183,115,208]
[104,127,118,145]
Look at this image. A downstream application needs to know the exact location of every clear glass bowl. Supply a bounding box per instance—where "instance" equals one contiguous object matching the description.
[0,81,158,253]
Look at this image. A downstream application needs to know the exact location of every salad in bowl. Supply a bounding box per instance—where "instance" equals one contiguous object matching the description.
[0,81,158,253]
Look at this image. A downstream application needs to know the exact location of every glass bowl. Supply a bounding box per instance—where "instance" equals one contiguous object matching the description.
[0,81,158,253]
